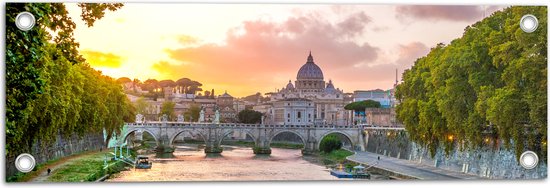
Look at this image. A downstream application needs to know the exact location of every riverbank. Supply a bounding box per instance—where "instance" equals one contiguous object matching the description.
[46,150,130,182]
[346,151,482,180]
[9,148,135,182]
[7,150,102,182]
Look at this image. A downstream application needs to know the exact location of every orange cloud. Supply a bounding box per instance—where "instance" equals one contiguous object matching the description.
[152,10,380,97]
[395,5,505,22]
[177,35,199,45]
[81,50,123,68]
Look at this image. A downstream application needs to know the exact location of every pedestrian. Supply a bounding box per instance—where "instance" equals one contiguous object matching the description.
[47,168,51,175]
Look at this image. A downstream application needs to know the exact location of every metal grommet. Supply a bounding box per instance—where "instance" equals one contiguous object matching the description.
[15,153,36,173]
[520,14,538,33]
[15,12,35,31]
[519,151,538,169]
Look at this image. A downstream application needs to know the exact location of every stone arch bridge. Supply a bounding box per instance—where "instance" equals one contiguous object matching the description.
[120,122,366,154]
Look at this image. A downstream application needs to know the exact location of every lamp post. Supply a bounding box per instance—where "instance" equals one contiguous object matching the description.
[114,145,117,160]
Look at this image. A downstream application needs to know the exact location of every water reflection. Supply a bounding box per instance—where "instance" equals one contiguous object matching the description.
[108,145,338,181]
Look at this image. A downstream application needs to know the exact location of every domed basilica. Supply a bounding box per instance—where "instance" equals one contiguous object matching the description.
[265,52,352,126]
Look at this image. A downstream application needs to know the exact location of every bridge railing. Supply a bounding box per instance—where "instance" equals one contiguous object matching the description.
[125,122,364,129]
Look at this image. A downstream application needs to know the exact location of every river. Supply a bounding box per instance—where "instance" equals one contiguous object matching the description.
[108,145,341,181]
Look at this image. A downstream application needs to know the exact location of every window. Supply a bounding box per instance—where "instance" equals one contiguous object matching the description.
[297,112,302,118]
[308,114,311,118]
[287,113,290,118]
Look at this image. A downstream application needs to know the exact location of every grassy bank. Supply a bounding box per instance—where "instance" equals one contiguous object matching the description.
[47,148,135,182]
[6,150,101,182]
[8,148,135,182]
[320,149,354,164]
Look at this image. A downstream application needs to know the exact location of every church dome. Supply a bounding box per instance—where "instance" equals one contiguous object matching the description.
[297,52,324,80]
[325,80,337,93]
[285,80,294,90]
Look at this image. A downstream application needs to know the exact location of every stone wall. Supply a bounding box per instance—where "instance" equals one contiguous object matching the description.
[365,130,547,179]
[6,133,105,178]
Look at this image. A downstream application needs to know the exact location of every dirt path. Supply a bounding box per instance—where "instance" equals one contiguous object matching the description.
[28,150,107,182]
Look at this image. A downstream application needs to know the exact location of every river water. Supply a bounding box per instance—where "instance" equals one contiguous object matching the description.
[108,145,341,181]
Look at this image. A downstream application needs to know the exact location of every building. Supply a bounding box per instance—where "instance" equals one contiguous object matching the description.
[233,100,246,113]
[220,106,237,123]
[353,89,393,108]
[265,52,353,126]
[271,98,315,125]
[364,108,400,127]
[216,91,234,108]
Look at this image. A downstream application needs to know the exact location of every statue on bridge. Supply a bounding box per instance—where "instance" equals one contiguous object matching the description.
[177,114,184,122]
[199,107,205,123]
[213,109,220,124]
[161,114,168,122]
[135,114,144,123]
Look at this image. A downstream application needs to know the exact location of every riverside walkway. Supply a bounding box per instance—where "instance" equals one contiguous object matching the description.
[347,151,483,180]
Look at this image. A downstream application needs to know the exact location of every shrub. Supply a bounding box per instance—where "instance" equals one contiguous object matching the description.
[319,135,342,153]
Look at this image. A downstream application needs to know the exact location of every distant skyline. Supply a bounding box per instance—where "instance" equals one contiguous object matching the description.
[66,3,504,97]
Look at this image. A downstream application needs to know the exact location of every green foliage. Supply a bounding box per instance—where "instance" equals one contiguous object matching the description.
[116,77,132,84]
[395,6,547,160]
[6,3,131,157]
[319,135,343,153]
[134,97,150,115]
[344,100,381,112]
[160,101,176,120]
[320,149,354,164]
[237,109,263,124]
[184,104,201,122]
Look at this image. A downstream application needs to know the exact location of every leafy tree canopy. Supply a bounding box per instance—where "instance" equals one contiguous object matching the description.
[6,3,130,157]
[238,109,263,124]
[344,100,381,112]
[395,6,547,160]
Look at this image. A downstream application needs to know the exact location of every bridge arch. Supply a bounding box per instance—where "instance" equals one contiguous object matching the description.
[122,128,159,146]
[169,129,207,146]
[218,129,257,146]
[268,130,306,146]
[317,131,355,150]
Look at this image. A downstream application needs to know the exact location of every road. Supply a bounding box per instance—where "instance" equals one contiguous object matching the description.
[347,151,483,180]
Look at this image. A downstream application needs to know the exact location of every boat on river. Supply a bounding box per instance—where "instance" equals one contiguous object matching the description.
[330,164,370,179]
[135,155,152,169]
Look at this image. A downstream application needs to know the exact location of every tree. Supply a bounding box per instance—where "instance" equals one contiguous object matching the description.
[238,109,263,124]
[158,79,176,88]
[344,100,381,112]
[134,97,150,115]
[160,101,176,120]
[6,3,125,156]
[142,79,159,92]
[319,135,342,153]
[116,77,132,84]
[184,104,201,122]
[395,6,547,160]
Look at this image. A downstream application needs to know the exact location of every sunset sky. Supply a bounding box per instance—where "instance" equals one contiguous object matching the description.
[66,3,504,97]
